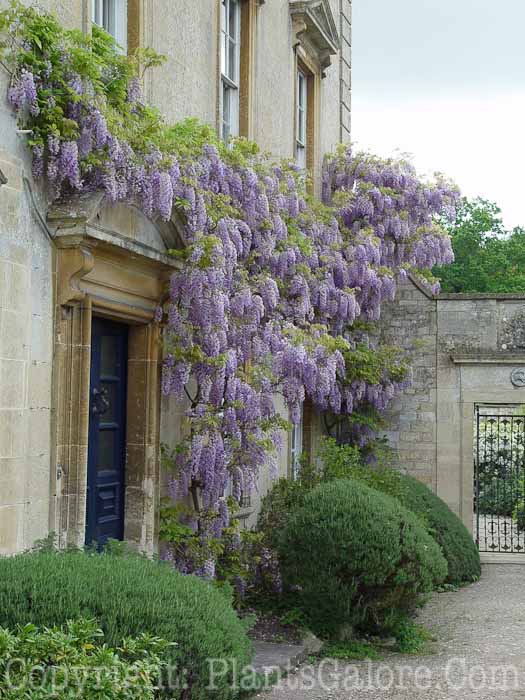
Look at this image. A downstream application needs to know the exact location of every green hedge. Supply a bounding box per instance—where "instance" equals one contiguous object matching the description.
[0,550,253,700]
[346,466,481,585]
[0,619,170,700]
[260,440,481,587]
[277,479,448,638]
[257,477,307,553]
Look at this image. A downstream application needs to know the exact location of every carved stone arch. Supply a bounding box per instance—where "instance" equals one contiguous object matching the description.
[153,209,187,253]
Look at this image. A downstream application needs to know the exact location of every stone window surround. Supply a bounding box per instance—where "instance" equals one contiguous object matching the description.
[126,0,145,54]
[48,197,176,554]
[293,53,319,180]
[291,0,339,191]
[216,0,262,141]
[239,0,260,139]
[287,398,315,478]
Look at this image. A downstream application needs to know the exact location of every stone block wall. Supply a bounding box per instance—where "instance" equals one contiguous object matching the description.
[0,0,353,553]
[380,279,437,488]
[381,280,525,530]
[436,295,525,522]
[0,0,82,557]
[0,149,54,555]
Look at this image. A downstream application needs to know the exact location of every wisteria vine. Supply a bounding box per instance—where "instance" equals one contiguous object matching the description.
[1,3,458,578]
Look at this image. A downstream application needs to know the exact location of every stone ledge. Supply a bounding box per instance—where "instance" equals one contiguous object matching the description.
[480,553,525,565]
[450,352,525,365]
[439,292,525,300]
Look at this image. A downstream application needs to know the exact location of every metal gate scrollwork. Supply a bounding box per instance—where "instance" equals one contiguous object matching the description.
[474,406,525,553]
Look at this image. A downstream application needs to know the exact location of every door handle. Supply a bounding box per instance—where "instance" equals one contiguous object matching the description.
[91,386,109,416]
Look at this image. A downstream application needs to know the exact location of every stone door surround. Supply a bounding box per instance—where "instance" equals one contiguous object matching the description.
[48,193,177,553]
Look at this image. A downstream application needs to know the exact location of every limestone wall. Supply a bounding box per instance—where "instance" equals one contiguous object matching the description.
[436,295,525,525]
[147,0,350,164]
[380,280,438,488]
[0,0,352,554]
[381,280,525,531]
[0,97,55,556]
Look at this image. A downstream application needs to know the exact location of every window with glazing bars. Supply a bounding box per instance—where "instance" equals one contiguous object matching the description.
[221,0,241,141]
[295,70,307,169]
[290,403,304,480]
[92,0,128,53]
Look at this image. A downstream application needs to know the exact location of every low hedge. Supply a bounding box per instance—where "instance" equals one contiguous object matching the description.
[277,479,448,638]
[347,466,481,585]
[0,619,170,700]
[0,550,253,700]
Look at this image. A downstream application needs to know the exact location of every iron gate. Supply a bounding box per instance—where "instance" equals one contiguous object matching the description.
[474,406,525,553]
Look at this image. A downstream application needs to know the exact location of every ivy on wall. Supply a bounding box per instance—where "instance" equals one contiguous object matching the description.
[0,2,458,578]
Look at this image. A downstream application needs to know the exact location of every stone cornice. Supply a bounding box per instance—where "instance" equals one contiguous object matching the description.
[450,353,525,365]
[439,292,525,301]
[290,0,339,72]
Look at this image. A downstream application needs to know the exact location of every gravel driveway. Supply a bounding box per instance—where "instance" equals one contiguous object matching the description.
[260,565,525,699]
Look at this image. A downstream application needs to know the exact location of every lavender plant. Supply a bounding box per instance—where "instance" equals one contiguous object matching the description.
[0,2,458,577]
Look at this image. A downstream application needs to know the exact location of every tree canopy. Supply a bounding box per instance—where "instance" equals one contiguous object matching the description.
[434,197,525,293]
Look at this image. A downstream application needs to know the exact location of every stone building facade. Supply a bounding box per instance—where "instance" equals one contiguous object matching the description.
[0,0,352,555]
[382,277,525,534]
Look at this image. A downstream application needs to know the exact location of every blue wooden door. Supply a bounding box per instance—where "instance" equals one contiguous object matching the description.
[86,318,128,548]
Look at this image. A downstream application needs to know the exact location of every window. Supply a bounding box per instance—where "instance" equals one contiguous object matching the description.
[290,404,304,480]
[240,491,252,509]
[221,0,241,141]
[295,69,307,169]
[224,480,252,510]
[92,0,128,53]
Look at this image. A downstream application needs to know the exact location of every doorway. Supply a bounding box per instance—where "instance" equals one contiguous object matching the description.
[86,317,128,548]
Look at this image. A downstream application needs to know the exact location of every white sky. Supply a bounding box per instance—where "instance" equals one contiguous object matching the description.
[352,0,525,229]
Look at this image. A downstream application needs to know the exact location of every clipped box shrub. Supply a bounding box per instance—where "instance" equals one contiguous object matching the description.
[317,439,481,585]
[346,466,481,585]
[0,619,169,700]
[256,445,362,553]
[394,473,481,584]
[257,476,307,552]
[277,479,447,638]
[0,550,253,700]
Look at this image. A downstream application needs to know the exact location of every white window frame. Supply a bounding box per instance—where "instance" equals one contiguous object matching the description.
[290,403,304,480]
[221,0,241,141]
[296,69,307,169]
[92,0,128,53]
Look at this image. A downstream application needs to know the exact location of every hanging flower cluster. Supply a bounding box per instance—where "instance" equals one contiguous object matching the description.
[1,3,458,575]
[159,145,456,560]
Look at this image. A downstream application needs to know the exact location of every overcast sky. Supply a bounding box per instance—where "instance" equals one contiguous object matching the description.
[352,0,525,229]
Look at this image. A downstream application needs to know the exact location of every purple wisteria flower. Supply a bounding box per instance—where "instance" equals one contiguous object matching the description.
[3,23,460,581]
[8,69,39,116]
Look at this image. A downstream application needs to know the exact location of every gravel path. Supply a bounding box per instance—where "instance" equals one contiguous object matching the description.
[259,565,525,699]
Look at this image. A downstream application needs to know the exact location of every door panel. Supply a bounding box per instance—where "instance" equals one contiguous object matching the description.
[86,318,128,548]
